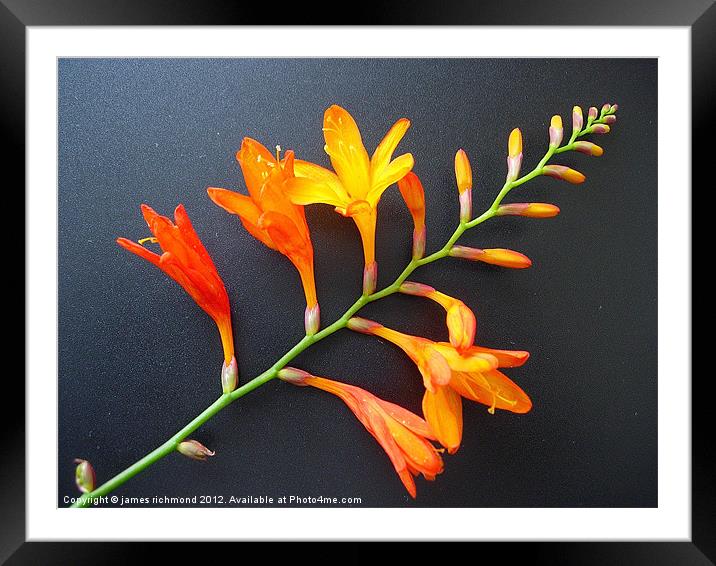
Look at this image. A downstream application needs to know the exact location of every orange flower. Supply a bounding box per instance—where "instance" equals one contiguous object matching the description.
[278,368,443,498]
[117,205,237,390]
[284,105,414,294]
[347,317,531,454]
[208,138,319,334]
[397,172,426,260]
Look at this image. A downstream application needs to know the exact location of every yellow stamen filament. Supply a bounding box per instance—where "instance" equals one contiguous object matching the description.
[275,144,282,162]
[138,237,158,246]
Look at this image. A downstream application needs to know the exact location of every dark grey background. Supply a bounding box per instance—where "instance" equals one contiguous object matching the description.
[58,58,657,507]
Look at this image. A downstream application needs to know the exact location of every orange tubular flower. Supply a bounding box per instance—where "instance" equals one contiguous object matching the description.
[284,105,414,294]
[397,172,426,260]
[117,205,237,391]
[207,138,320,335]
[347,317,531,454]
[278,368,443,498]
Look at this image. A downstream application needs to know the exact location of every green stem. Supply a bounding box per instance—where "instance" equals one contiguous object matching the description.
[71,122,601,508]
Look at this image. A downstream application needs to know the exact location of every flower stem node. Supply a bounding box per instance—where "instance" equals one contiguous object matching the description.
[277,366,312,385]
[304,303,321,336]
[363,261,378,295]
[221,356,239,394]
[177,440,215,461]
[74,459,95,494]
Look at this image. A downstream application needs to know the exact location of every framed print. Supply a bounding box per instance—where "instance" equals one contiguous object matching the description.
[6,0,708,563]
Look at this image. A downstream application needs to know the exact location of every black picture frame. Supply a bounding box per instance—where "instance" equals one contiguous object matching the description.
[6,1,706,563]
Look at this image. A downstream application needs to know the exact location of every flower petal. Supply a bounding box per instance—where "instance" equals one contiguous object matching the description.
[293,159,350,203]
[371,117,410,181]
[422,385,463,454]
[207,188,277,250]
[236,137,277,201]
[367,153,414,206]
[283,177,346,208]
[116,237,161,267]
[322,105,371,200]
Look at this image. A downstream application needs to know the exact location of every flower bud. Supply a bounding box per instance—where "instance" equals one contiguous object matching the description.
[549,115,563,147]
[496,202,560,218]
[74,459,95,494]
[542,165,586,184]
[277,366,312,385]
[459,189,472,223]
[590,124,611,134]
[601,103,611,115]
[177,440,215,461]
[221,355,238,394]
[572,141,604,156]
[449,246,532,269]
[603,115,617,125]
[447,302,477,352]
[572,106,583,132]
[346,316,382,334]
[610,103,619,112]
[506,128,523,182]
[397,172,427,259]
[304,303,320,335]
[588,106,598,121]
[363,261,378,295]
[454,149,472,194]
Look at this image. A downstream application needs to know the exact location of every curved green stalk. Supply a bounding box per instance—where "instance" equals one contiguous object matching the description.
[70,119,610,508]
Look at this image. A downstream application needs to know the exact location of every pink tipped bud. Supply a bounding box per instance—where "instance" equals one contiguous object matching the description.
[459,189,472,223]
[346,316,382,334]
[603,115,617,125]
[74,459,95,494]
[590,124,611,134]
[449,246,532,269]
[304,303,320,335]
[610,103,619,112]
[588,106,598,121]
[221,356,238,394]
[506,128,523,181]
[399,281,436,297]
[542,165,586,184]
[177,440,215,461]
[549,115,563,147]
[572,141,604,156]
[412,225,426,260]
[601,103,611,115]
[277,367,312,385]
[362,261,378,295]
[572,106,583,132]
[497,202,561,218]
[454,149,473,193]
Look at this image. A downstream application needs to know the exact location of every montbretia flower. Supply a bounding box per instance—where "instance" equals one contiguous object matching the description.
[506,128,523,182]
[208,138,319,335]
[347,317,531,454]
[117,205,237,389]
[449,245,532,269]
[496,202,561,218]
[278,368,443,498]
[542,165,586,184]
[397,172,426,260]
[284,105,414,294]
[454,149,473,222]
[399,282,476,353]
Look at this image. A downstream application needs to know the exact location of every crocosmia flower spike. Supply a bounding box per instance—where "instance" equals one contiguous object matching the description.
[117,204,237,392]
[347,317,531,454]
[397,172,426,260]
[278,368,443,498]
[208,138,320,335]
[285,105,414,295]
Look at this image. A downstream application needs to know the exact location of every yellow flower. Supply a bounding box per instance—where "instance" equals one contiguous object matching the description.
[284,105,414,293]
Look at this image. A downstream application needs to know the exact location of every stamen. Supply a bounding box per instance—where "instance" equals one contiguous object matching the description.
[488,392,497,415]
[138,237,158,246]
[275,144,281,162]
